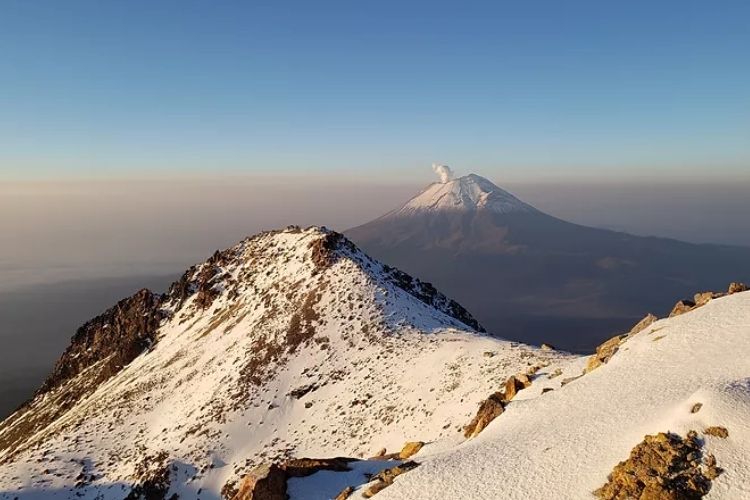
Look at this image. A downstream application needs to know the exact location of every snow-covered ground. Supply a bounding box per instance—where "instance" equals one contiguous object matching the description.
[0,227,566,499]
[369,290,750,499]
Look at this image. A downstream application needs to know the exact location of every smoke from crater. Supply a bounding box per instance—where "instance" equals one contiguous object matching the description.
[432,163,454,183]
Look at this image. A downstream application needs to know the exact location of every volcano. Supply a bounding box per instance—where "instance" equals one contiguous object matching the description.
[346,173,750,351]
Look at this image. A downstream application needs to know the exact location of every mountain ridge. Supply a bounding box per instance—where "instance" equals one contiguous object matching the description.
[0,225,560,498]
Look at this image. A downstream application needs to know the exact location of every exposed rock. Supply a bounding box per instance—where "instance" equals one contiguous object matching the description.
[362,461,420,497]
[398,441,424,459]
[670,299,696,317]
[560,374,584,386]
[585,334,627,373]
[283,457,355,477]
[691,402,703,414]
[39,288,164,395]
[704,426,729,439]
[373,448,387,458]
[595,431,719,500]
[231,464,286,500]
[694,291,723,308]
[542,387,554,394]
[728,282,748,294]
[334,486,354,500]
[463,392,504,438]
[629,313,658,334]
[231,457,358,500]
[547,368,563,379]
[504,374,531,401]
[125,451,173,500]
[540,343,555,351]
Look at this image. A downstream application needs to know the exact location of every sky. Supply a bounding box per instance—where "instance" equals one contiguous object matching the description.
[1,0,749,180]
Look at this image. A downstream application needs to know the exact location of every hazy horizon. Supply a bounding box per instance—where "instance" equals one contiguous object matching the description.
[2,172,749,294]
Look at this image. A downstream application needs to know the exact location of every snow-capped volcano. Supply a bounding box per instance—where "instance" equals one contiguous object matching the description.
[395,174,537,216]
[0,226,564,498]
[347,173,750,352]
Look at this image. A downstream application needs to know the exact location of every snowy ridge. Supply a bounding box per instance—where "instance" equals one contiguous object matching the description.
[367,291,750,499]
[394,174,537,216]
[0,226,564,498]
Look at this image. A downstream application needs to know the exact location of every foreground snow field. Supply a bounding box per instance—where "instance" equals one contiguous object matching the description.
[368,290,750,499]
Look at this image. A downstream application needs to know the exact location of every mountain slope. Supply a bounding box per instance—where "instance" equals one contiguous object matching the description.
[285,288,750,499]
[0,226,564,498]
[346,174,750,351]
[375,290,750,499]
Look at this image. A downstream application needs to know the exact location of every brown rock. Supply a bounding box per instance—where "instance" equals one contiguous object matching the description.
[398,441,424,459]
[669,299,696,317]
[540,343,555,351]
[334,486,354,500]
[595,431,719,500]
[504,374,531,401]
[283,457,354,477]
[231,464,287,500]
[693,291,723,307]
[728,282,748,294]
[690,402,703,414]
[585,334,627,373]
[363,461,420,497]
[704,426,729,439]
[463,392,504,438]
[629,313,658,334]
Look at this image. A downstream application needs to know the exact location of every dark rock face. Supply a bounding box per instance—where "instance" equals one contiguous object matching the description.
[38,288,165,395]
[595,431,721,500]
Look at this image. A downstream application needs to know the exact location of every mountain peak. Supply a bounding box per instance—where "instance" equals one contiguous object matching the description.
[395,173,537,216]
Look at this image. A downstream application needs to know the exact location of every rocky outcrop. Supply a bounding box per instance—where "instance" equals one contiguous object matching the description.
[398,441,424,459]
[463,392,505,438]
[504,374,531,401]
[595,431,721,499]
[670,282,748,318]
[39,288,165,395]
[585,313,658,374]
[585,334,628,374]
[670,299,696,317]
[232,464,287,500]
[230,457,359,500]
[704,426,729,439]
[362,461,420,498]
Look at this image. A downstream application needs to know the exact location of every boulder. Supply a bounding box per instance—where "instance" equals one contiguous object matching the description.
[463,392,504,438]
[362,461,420,497]
[629,313,657,335]
[704,426,729,439]
[595,431,720,500]
[540,343,555,351]
[231,464,286,500]
[669,299,696,317]
[728,282,748,294]
[693,291,724,307]
[398,441,424,459]
[334,486,354,500]
[584,334,627,373]
[504,374,531,401]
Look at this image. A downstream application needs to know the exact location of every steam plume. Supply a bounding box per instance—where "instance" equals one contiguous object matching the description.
[432,163,454,183]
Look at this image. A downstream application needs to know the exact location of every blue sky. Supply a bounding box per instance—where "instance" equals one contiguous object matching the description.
[1,0,749,180]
